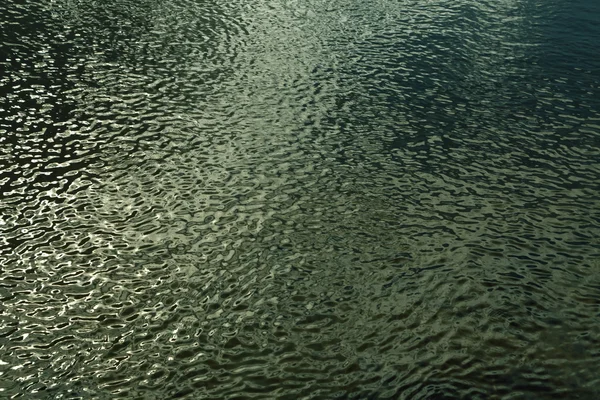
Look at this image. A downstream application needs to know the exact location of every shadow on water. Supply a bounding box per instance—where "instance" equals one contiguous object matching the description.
[0,1,94,200]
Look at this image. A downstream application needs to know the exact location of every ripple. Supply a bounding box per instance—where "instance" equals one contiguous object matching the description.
[1,0,600,399]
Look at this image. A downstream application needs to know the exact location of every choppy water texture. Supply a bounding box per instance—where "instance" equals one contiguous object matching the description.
[1,0,600,399]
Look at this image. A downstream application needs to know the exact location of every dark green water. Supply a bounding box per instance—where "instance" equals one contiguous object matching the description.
[1,0,599,399]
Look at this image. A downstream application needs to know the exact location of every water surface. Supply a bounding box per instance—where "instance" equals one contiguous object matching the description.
[1,0,599,399]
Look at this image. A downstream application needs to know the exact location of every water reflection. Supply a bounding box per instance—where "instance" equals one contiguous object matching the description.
[1,0,599,398]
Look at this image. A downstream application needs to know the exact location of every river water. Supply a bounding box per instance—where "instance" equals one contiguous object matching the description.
[1,0,599,399]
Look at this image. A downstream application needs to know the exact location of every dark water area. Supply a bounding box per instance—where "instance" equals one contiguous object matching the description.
[1,0,600,398]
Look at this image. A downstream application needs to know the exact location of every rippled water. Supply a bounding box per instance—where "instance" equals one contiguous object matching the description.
[1,0,600,398]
